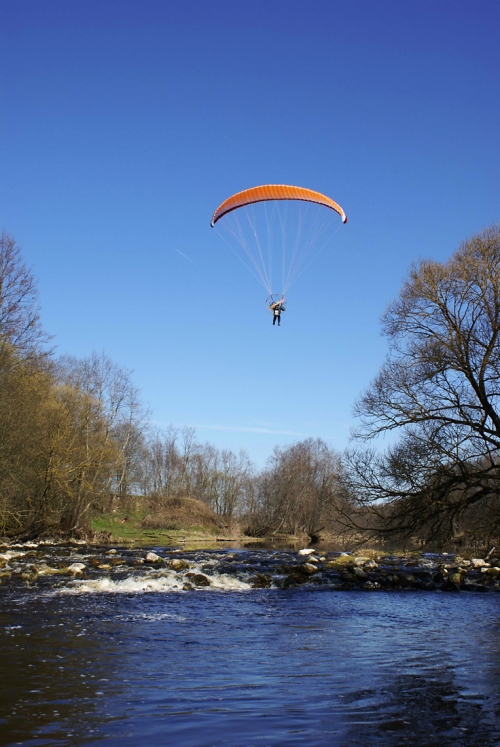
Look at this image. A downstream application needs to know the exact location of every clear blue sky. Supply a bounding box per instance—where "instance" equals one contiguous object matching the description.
[1,1,499,464]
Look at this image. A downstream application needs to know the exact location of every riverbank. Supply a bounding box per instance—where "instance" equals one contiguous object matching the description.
[90,508,312,549]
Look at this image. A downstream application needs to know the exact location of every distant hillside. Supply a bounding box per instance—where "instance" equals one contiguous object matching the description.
[142,497,226,531]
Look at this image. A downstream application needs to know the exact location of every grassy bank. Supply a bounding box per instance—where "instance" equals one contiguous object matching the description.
[89,509,311,550]
[91,509,227,548]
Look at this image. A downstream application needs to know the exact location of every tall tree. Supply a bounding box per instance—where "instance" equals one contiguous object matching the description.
[0,231,50,358]
[346,225,500,542]
[57,352,148,509]
[0,344,53,534]
[250,438,342,537]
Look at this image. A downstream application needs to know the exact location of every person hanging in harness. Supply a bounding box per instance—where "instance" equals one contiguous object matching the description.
[270,299,286,326]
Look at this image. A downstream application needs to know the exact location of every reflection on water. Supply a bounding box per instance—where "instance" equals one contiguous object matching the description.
[0,598,121,745]
[1,560,500,746]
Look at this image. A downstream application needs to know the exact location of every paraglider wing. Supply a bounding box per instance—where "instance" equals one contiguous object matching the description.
[210,184,348,227]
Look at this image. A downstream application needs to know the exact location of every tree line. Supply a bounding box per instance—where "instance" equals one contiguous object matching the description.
[0,230,348,540]
[1,226,500,548]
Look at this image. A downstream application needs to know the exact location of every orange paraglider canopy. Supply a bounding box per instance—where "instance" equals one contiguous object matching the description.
[210,184,348,227]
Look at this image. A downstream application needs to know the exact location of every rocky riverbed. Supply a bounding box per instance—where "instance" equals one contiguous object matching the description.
[1,540,499,593]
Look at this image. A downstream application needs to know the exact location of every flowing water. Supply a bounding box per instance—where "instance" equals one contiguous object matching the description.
[1,544,500,746]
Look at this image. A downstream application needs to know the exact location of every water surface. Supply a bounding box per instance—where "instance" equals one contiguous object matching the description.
[1,548,499,746]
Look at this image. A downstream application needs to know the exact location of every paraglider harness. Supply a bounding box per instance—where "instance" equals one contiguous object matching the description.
[271,301,285,326]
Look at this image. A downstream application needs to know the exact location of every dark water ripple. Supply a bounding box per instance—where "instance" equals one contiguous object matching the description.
[1,548,500,746]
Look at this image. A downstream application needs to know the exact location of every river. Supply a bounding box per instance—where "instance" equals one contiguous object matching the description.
[1,544,499,746]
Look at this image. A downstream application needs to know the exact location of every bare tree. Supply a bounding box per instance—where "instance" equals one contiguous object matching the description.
[0,344,53,534]
[248,438,343,538]
[145,426,182,504]
[0,231,50,357]
[56,352,149,522]
[346,224,500,543]
[199,448,253,520]
[143,427,253,522]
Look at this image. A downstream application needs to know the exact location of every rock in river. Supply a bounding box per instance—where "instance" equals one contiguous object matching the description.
[67,563,86,574]
[250,573,273,588]
[186,572,211,587]
[301,562,320,575]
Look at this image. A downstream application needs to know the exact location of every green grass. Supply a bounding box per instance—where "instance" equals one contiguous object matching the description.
[91,510,222,547]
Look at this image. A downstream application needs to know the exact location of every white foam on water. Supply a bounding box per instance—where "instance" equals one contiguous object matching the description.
[0,551,26,560]
[208,573,252,591]
[182,562,253,590]
[61,573,184,594]
[56,569,252,594]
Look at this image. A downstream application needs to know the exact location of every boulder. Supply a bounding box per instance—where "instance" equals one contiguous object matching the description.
[301,562,319,575]
[440,580,460,592]
[67,563,86,574]
[286,565,316,584]
[354,557,370,566]
[323,560,340,569]
[169,558,189,571]
[411,580,436,591]
[481,567,500,577]
[146,552,162,562]
[20,571,36,581]
[186,572,211,587]
[37,564,65,576]
[386,574,401,587]
[340,570,355,582]
[298,548,315,556]
[352,567,367,579]
[250,573,273,588]
[470,558,489,568]
[398,573,415,585]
